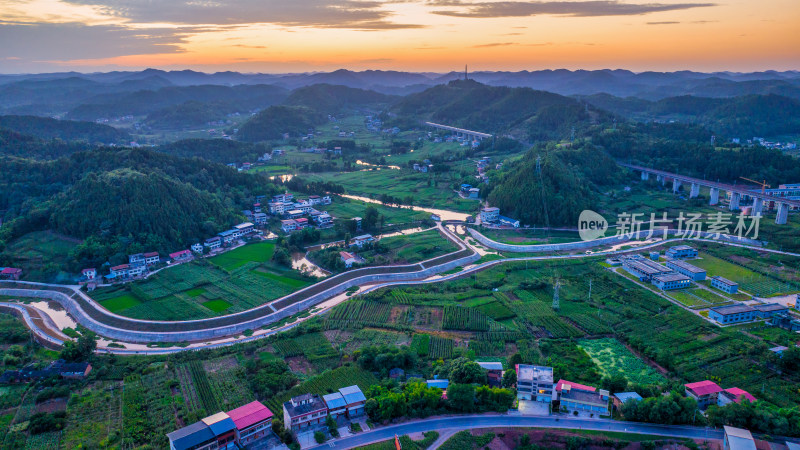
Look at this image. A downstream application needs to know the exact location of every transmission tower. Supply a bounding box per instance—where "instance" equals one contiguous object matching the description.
[552,279,561,311]
[588,278,593,301]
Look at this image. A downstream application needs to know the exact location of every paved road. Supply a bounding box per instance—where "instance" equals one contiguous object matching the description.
[306,415,723,450]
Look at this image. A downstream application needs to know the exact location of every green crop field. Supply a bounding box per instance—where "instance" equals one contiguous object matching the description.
[667,290,708,308]
[210,241,275,270]
[202,299,233,312]
[90,243,312,320]
[578,338,666,385]
[479,228,582,245]
[100,294,142,313]
[2,230,81,283]
[361,229,458,265]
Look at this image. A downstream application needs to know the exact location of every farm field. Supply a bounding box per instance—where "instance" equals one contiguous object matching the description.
[324,196,430,225]
[90,242,313,320]
[305,169,479,213]
[359,229,459,265]
[577,338,666,385]
[691,252,797,297]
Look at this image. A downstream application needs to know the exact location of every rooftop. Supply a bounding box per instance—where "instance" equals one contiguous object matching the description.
[685,380,723,396]
[283,395,326,418]
[723,426,757,450]
[711,275,738,286]
[517,364,553,383]
[167,421,215,450]
[711,304,755,315]
[722,388,756,404]
[652,273,692,283]
[226,401,273,430]
[669,245,696,252]
[322,392,347,410]
[614,392,643,403]
[339,385,367,404]
[667,260,706,273]
[427,379,449,389]
[556,379,596,393]
[753,303,787,312]
[201,412,236,437]
[477,361,503,371]
[560,387,608,407]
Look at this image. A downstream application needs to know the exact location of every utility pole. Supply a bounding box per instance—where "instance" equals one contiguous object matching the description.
[552,279,561,311]
[588,278,593,302]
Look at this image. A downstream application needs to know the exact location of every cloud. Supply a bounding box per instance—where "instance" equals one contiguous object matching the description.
[0,22,186,60]
[429,1,716,18]
[647,21,680,24]
[472,42,518,47]
[60,0,424,30]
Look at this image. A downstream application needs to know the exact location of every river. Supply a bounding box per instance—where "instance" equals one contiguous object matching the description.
[340,194,471,221]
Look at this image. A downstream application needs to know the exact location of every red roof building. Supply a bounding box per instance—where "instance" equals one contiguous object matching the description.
[556,379,596,393]
[226,401,273,446]
[685,380,723,409]
[0,267,22,280]
[719,387,756,406]
[169,250,192,261]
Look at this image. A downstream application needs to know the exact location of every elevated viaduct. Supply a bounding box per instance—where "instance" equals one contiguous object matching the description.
[621,163,800,224]
[425,122,492,141]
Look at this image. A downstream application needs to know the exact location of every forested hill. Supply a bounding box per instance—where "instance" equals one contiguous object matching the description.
[283,84,395,114]
[581,93,800,139]
[593,124,800,187]
[0,115,131,144]
[158,139,271,163]
[65,84,289,121]
[391,79,613,141]
[236,105,325,142]
[0,147,281,269]
[0,127,98,160]
[481,143,621,227]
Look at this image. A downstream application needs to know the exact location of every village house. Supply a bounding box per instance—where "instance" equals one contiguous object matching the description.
[612,392,643,412]
[351,234,375,248]
[281,220,298,233]
[480,207,500,223]
[234,222,254,235]
[204,236,222,250]
[0,267,22,280]
[477,361,503,387]
[282,394,328,431]
[167,412,237,450]
[323,392,347,418]
[516,364,554,402]
[253,212,268,225]
[338,385,367,417]
[316,213,333,228]
[685,380,723,409]
[556,380,610,415]
[268,202,286,215]
[295,218,309,229]
[226,401,274,446]
[218,229,237,245]
[191,243,203,253]
[340,251,357,268]
[718,387,756,407]
[170,250,192,262]
[81,268,97,280]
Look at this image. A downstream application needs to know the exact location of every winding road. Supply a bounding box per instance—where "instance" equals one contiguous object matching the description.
[305,414,726,449]
[1,221,798,354]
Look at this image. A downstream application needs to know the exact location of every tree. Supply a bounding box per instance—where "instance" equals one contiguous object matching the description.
[507,352,522,367]
[447,384,476,412]
[502,369,517,388]
[438,357,486,384]
[60,332,96,362]
[601,373,629,394]
[326,415,339,438]
[314,431,326,444]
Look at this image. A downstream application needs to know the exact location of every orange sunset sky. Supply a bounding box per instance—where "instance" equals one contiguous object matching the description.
[1,0,799,73]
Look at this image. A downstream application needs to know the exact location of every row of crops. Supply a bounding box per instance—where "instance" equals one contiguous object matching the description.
[442,306,490,331]
[188,361,219,413]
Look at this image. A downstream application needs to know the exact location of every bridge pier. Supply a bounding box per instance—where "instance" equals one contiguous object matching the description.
[641,171,650,181]
[689,183,700,198]
[709,188,719,205]
[776,202,789,224]
[729,192,741,211]
[752,199,764,216]
[656,175,665,185]
[672,178,682,193]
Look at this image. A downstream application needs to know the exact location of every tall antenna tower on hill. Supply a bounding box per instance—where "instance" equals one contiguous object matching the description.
[465,65,468,80]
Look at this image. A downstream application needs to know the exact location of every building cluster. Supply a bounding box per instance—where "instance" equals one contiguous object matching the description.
[684,380,755,410]
[736,137,798,151]
[0,360,91,384]
[267,192,334,234]
[283,385,366,431]
[480,207,520,228]
[708,302,790,324]
[475,156,493,184]
[515,365,611,415]
[167,401,274,450]
[412,161,433,173]
[106,251,162,281]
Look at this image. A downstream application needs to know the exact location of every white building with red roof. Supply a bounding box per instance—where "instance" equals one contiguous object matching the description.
[169,250,193,262]
[226,401,273,446]
[718,387,756,407]
[685,380,723,409]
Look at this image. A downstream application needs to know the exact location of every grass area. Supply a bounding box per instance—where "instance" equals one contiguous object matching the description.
[578,338,666,385]
[90,242,312,320]
[1,230,81,283]
[210,241,275,271]
[479,228,582,245]
[99,294,142,313]
[667,290,709,308]
[358,229,458,265]
[203,299,233,312]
